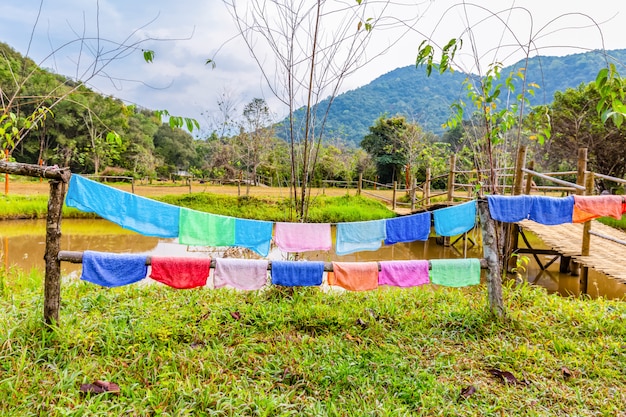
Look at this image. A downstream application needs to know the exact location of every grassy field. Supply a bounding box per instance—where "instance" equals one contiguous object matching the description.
[0,268,625,416]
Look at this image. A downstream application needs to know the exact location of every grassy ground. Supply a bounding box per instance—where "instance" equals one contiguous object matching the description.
[0,268,625,416]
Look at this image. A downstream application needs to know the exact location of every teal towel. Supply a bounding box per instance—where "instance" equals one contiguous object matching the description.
[430,258,481,287]
[433,201,476,236]
[179,208,235,246]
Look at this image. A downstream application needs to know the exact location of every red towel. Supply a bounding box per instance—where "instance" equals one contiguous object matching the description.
[573,195,624,223]
[329,262,379,291]
[150,257,211,289]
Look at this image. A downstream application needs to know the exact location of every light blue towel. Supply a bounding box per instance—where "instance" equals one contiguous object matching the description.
[336,220,387,256]
[487,195,533,222]
[80,250,148,287]
[529,196,574,225]
[433,201,477,236]
[430,258,481,287]
[234,218,274,257]
[65,175,179,238]
[384,212,431,245]
[270,261,325,286]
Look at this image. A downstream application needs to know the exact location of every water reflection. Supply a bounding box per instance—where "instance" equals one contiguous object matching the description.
[1,218,624,299]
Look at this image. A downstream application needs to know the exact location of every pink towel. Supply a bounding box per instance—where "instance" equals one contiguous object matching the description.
[573,195,624,223]
[150,257,211,289]
[274,222,332,252]
[379,260,430,287]
[214,258,269,290]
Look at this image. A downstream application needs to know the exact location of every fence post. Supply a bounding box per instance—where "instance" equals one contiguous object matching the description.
[357,173,362,196]
[424,167,431,206]
[524,160,535,195]
[4,149,8,196]
[580,171,594,294]
[410,177,416,211]
[392,181,397,210]
[478,200,504,318]
[512,145,527,196]
[43,179,67,325]
[447,155,456,202]
[576,148,588,193]
[131,177,135,194]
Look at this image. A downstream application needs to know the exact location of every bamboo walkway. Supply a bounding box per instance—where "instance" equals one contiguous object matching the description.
[517,219,626,284]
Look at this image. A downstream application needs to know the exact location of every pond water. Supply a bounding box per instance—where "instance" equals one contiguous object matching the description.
[1,219,624,300]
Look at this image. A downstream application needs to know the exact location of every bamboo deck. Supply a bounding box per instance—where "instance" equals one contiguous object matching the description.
[517,220,626,284]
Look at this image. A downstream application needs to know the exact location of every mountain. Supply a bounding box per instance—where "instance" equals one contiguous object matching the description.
[280,49,626,145]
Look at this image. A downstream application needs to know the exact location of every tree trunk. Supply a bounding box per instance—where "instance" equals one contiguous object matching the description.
[478,200,504,318]
[43,179,67,325]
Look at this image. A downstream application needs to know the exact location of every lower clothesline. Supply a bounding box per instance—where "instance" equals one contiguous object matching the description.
[57,250,488,271]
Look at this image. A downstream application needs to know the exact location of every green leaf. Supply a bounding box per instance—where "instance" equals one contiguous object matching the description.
[143,49,155,63]
[205,59,216,69]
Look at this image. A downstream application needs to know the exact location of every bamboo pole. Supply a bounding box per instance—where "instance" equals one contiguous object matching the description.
[447,155,456,202]
[43,180,67,325]
[392,181,397,210]
[512,146,527,196]
[575,148,588,195]
[410,177,416,211]
[424,167,431,206]
[478,200,504,317]
[524,160,535,195]
[580,171,594,295]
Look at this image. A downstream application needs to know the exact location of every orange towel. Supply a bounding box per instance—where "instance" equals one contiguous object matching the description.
[329,262,378,291]
[573,195,624,223]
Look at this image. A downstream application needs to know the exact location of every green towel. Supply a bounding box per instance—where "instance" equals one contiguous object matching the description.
[179,208,235,246]
[430,258,481,287]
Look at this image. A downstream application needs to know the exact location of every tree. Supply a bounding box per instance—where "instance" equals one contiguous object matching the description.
[360,116,408,184]
[239,98,274,193]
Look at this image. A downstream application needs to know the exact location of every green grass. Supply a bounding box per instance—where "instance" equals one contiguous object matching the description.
[0,195,91,220]
[597,214,626,230]
[1,267,625,416]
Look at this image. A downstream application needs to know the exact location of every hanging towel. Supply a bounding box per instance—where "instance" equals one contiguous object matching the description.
[336,220,387,255]
[379,260,430,287]
[487,195,533,222]
[433,201,476,236]
[430,258,481,287]
[274,222,332,252]
[179,208,235,246]
[270,261,324,287]
[81,250,148,287]
[214,258,269,290]
[384,212,431,245]
[234,218,274,257]
[572,195,625,223]
[329,262,379,291]
[529,196,574,225]
[150,257,211,289]
[66,175,179,238]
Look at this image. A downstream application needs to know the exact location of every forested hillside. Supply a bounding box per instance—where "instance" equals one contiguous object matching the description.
[283,49,626,144]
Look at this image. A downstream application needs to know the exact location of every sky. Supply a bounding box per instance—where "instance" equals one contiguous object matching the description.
[2,0,626,136]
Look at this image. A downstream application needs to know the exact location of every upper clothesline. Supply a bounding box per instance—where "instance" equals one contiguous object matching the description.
[65,175,626,258]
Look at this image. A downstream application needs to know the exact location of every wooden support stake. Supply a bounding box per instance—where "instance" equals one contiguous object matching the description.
[447,155,456,202]
[575,148,588,195]
[357,173,362,196]
[43,180,67,325]
[478,200,504,318]
[524,160,535,195]
[424,167,431,206]
[392,181,397,210]
[410,177,416,211]
[581,172,594,256]
[512,146,527,196]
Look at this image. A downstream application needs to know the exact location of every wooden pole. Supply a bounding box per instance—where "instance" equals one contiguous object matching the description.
[392,181,397,210]
[478,200,504,317]
[4,149,9,196]
[512,145,527,196]
[43,179,67,325]
[524,160,535,195]
[580,171,594,295]
[424,167,431,206]
[575,148,588,195]
[410,177,416,211]
[447,155,456,202]
[357,172,362,196]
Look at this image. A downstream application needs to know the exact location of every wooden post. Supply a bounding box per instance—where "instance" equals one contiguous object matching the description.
[4,149,8,196]
[512,145,527,196]
[579,171,594,295]
[43,180,67,325]
[131,177,136,194]
[447,155,456,202]
[575,148,588,195]
[478,200,504,317]
[392,181,397,210]
[424,167,431,206]
[524,160,535,195]
[410,177,416,211]
[357,173,362,196]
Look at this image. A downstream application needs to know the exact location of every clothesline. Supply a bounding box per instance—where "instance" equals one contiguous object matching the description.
[57,250,489,271]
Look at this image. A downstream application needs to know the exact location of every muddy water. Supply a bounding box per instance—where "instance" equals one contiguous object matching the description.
[1,219,624,299]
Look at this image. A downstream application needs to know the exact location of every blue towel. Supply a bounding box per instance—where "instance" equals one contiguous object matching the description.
[433,201,476,236]
[336,220,387,255]
[80,250,148,287]
[529,196,574,225]
[430,258,481,287]
[234,218,274,257]
[487,195,533,222]
[384,212,431,245]
[270,260,324,286]
[65,175,179,238]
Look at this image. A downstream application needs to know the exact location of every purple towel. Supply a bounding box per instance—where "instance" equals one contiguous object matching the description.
[270,261,325,287]
[80,251,148,287]
[433,201,476,236]
[384,212,431,245]
[379,260,430,287]
[487,195,533,222]
[529,196,574,225]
